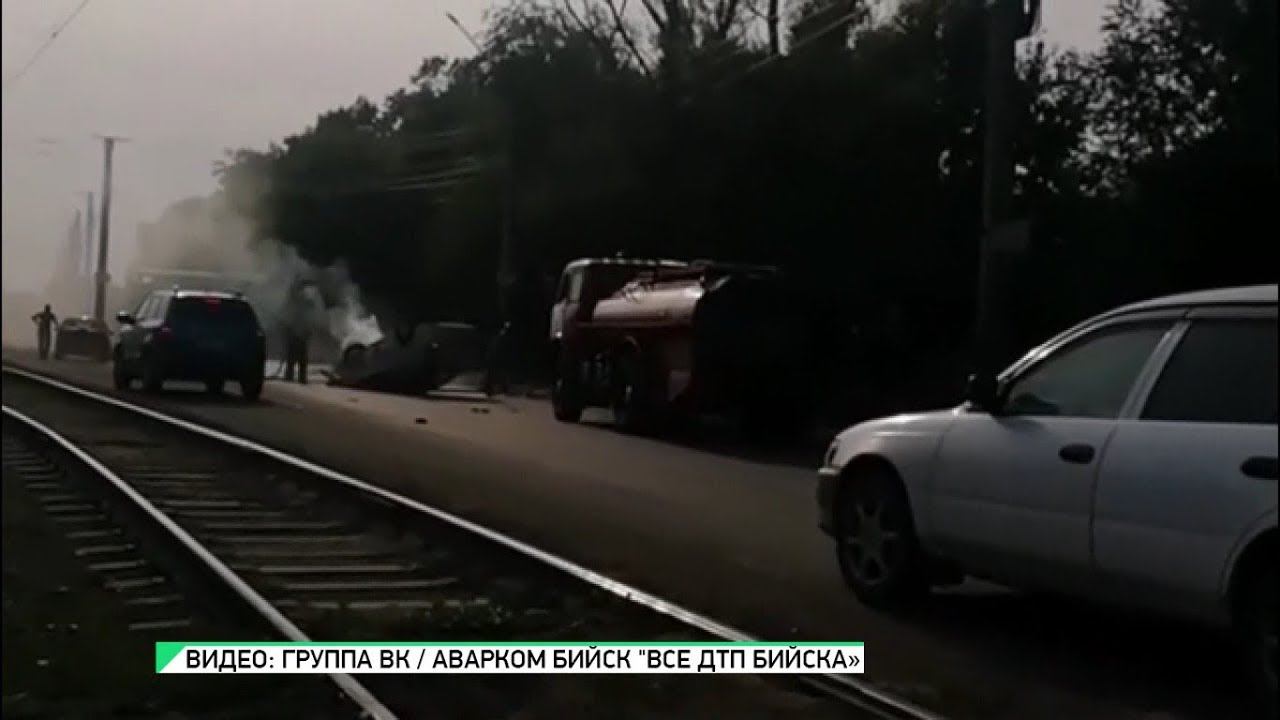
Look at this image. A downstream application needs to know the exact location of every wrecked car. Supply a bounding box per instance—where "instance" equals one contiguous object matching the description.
[329,322,486,394]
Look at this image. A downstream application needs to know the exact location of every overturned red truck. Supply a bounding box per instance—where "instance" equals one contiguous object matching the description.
[549,257,818,433]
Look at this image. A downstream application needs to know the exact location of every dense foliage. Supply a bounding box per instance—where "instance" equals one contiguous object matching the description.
[203,0,1274,420]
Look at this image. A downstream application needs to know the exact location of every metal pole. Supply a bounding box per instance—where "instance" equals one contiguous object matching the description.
[974,0,1024,375]
[93,136,124,322]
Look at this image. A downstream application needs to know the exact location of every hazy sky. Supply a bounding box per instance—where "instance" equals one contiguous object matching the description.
[1,0,1111,295]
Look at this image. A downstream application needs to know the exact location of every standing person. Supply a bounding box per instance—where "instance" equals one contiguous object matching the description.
[484,321,512,396]
[281,283,312,384]
[31,305,58,360]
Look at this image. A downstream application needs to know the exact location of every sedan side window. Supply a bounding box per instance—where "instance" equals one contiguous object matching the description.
[1142,318,1278,425]
[1002,321,1170,419]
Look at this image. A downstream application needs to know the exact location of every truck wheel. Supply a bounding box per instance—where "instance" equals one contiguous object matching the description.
[611,353,653,434]
[835,468,927,610]
[552,361,583,423]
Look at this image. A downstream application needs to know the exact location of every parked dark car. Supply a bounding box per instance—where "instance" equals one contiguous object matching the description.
[54,316,111,361]
[113,289,266,400]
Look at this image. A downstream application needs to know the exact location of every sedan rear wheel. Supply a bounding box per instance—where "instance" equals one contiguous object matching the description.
[1240,560,1278,718]
[835,469,927,609]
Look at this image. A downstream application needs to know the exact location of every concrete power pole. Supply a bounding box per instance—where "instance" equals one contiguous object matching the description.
[93,136,126,322]
[974,0,1039,377]
[84,191,95,312]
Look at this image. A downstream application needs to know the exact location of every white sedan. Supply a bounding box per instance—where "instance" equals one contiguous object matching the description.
[817,284,1276,710]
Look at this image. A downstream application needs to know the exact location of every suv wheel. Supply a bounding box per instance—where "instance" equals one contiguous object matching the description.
[141,356,165,393]
[205,379,225,395]
[112,354,131,391]
[240,374,264,402]
[835,468,927,609]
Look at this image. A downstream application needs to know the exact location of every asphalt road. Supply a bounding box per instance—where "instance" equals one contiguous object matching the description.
[0,347,1252,720]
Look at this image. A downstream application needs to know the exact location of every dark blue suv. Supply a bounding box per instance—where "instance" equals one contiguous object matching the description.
[113,289,266,400]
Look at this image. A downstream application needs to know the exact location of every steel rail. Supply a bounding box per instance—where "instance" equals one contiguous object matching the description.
[2,362,944,720]
[1,400,397,720]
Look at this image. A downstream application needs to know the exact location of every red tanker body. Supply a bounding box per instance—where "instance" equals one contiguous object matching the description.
[550,257,816,433]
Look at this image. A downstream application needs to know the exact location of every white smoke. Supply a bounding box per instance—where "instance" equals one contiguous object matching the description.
[243,240,384,352]
[322,261,383,349]
[120,190,385,358]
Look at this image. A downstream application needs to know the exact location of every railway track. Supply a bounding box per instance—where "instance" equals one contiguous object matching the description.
[2,364,943,720]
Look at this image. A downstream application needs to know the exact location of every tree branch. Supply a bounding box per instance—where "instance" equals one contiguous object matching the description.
[767,0,780,56]
[717,0,743,39]
[605,0,654,76]
[639,0,667,29]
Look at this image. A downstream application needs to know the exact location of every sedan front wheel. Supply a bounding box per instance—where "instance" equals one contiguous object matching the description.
[835,469,927,609]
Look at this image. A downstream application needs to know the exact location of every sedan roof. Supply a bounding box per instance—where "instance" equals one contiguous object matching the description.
[1111,284,1276,316]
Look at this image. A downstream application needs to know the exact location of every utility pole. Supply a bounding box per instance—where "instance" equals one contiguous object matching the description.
[93,135,127,322]
[974,0,1039,377]
[84,191,95,312]
[68,209,83,282]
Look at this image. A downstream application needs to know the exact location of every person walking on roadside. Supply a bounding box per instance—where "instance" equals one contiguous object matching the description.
[281,283,312,384]
[484,321,512,396]
[31,304,58,360]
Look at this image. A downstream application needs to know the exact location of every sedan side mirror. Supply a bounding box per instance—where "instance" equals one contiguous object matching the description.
[115,311,135,325]
[964,372,1000,413]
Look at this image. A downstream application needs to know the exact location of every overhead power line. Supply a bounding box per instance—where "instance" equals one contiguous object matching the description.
[3,0,94,94]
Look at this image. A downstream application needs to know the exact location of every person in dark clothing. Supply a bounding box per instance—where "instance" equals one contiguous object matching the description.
[283,330,309,383]
[484,322,513,396]
[31,305,57,360]
[280,283,314,384]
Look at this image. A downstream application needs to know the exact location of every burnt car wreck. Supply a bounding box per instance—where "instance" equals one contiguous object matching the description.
[327,321,486,395]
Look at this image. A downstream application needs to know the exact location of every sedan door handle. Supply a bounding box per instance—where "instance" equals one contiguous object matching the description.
[1059,443,1096,464]
[1241,456,1278,480]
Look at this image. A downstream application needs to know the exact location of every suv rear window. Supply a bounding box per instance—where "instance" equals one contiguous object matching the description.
[168,297,259,331]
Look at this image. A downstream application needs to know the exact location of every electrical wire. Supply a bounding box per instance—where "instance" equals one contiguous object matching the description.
[3,0,94,94]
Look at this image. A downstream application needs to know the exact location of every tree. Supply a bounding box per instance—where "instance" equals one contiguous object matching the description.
[200,0,1274,420]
